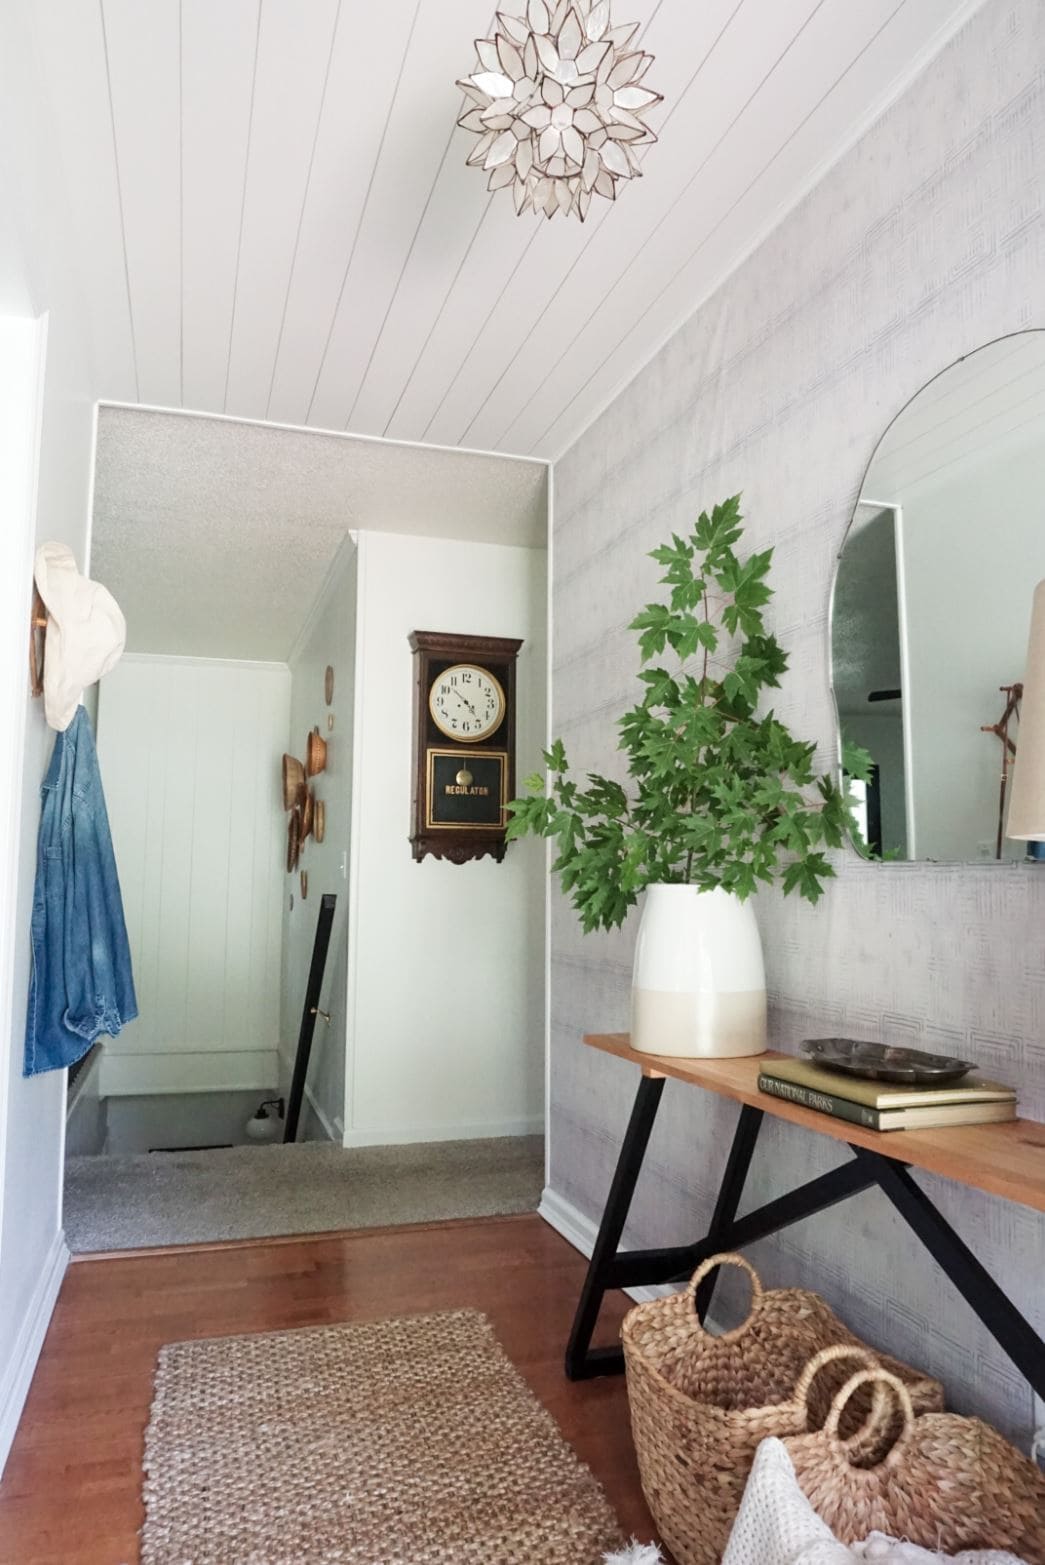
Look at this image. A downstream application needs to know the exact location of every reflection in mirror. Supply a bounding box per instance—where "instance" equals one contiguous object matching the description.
[831,330,1045,863]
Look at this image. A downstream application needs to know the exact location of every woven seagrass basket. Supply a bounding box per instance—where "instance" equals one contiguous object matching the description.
[786,1367,1045,1564]
[621,1253,944,1565]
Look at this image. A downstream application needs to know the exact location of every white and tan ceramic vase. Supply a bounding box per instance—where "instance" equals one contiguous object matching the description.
[630,883,767,1058]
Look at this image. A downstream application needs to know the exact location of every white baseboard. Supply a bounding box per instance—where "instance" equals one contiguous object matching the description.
[538,1186,679,1305]
[341,1115,544,1149]
[0,1229,69,1477]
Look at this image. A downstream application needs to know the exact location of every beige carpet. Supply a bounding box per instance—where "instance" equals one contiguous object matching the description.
[141,1309,625,1564]
[64,1136,544,1252]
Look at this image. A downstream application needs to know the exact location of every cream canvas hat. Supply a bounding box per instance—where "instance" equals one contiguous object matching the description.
[33,542,126,731]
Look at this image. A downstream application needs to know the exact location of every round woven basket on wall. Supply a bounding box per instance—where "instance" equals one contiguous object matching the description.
[621,1253,944,1565]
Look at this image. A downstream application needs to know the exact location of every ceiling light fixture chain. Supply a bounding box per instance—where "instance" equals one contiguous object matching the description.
[456,0,661,220]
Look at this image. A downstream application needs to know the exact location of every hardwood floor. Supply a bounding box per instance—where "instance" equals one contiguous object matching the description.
[0,1214,659,1564]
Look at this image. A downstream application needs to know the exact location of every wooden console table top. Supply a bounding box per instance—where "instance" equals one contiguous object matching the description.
[583,1033,1045,1215]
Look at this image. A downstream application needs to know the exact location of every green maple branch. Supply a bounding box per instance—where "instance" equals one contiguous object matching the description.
[507,495,872,933]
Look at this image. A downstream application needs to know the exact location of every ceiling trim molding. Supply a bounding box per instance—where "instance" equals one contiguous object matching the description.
[95,399,551,471]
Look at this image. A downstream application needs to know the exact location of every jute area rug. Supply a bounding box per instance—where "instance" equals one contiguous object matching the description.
[142,1308,626,1564]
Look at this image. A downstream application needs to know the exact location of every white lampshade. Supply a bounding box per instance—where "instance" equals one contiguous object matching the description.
[1007,578,1045,841]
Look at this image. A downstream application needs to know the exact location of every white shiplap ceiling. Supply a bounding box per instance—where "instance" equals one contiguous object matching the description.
[90,407,547,659]
[35,0,984,460]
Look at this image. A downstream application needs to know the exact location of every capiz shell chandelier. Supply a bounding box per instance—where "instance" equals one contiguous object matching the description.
[456,0,661,220]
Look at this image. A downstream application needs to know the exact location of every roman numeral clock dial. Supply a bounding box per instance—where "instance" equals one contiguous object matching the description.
[409,632,523,865]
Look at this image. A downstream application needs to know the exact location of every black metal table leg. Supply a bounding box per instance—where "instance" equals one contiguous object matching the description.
[860,1151,1045,1401]
[564,1072,665,1379]
[693,1105,763,1321]
[559,1062,1045,1402]
[605,1147,884,1289]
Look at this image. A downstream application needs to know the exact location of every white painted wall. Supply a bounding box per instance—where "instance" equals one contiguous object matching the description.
[345,531,546,1146]
[901,430,1043,861]
[280,536,358,1141]
[0,0,100,1473]
[95,656,290,1096]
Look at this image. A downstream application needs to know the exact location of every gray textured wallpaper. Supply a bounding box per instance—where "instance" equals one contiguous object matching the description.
[549,0,1045,1445]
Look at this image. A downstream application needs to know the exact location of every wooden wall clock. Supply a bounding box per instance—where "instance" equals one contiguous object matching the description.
[409,630,523,864]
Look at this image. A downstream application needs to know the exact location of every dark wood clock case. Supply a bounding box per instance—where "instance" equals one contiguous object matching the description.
[409,630,523,864]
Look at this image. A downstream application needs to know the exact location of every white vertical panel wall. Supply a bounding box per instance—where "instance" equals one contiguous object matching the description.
[95,655,290,1095]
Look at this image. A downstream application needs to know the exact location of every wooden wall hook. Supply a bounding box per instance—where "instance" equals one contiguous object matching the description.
[29,585,47,697]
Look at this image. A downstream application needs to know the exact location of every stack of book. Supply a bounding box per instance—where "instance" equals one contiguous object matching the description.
[757,1057,1017,1131]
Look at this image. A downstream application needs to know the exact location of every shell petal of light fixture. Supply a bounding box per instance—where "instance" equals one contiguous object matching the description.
[456,0,660,220]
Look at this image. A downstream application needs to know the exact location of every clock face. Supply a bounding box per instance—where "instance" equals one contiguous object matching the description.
[429,663,506,743]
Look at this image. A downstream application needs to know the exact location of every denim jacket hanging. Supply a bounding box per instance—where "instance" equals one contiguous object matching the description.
[24,706,137,1076]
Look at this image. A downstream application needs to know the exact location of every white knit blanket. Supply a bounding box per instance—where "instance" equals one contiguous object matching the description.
[721,1438,1027,1565]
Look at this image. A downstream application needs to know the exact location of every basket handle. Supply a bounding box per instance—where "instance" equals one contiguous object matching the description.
[792,1343,882,1409]
[822,1368,916,1462]
[684,1253,763,1337]
[792,1343,890,1446]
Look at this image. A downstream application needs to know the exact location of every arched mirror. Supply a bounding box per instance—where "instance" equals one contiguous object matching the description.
[831,330,1045,863]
